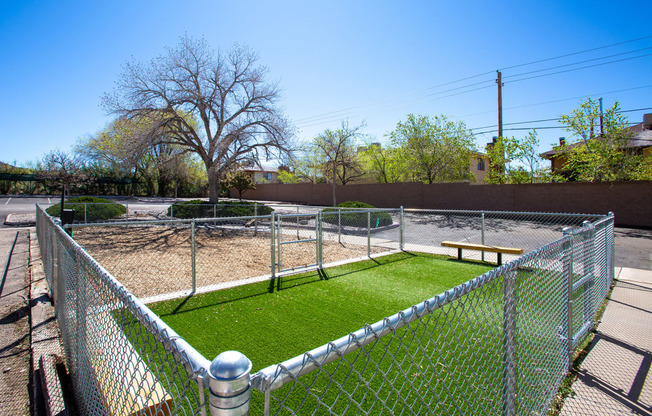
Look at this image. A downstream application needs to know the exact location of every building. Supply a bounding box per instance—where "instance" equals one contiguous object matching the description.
[470,151,490,183]
[541,113,652,175]
[238,162,280,184]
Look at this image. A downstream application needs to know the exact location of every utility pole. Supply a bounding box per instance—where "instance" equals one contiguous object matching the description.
[599,97,604,136]
[496,70,503,139]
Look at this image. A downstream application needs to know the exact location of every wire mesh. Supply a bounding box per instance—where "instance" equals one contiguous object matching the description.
[37,204,615,416]
[402,209,604,263]
[36,206,209,416]
[250,213,615,416]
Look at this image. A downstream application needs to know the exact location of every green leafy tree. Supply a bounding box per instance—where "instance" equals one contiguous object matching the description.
[78,117,204,196]
[485,131,553,184]
[278,148,324,183]
[557,98,650,181]
[357,142,406,183]
[103,36,293,203]
[227,171,256,201]
[390,114,475,183]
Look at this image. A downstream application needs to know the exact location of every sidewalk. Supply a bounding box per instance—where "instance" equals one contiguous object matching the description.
[561,267,652,415]
[0,229,31,416]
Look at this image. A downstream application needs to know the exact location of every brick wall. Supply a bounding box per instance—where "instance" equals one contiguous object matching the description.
[236,181,652,228]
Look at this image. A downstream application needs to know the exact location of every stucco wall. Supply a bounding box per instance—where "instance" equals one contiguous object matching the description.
[235,181,652,228]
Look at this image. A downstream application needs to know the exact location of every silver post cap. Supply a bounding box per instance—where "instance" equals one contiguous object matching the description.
[210,351,252,381]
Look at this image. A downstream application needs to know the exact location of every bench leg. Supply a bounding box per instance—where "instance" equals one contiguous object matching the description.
[497,253,502,265]
[457,248,462,261]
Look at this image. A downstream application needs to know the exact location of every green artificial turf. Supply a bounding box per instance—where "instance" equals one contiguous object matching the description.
[144,252,592,415]
[149,252,493,371]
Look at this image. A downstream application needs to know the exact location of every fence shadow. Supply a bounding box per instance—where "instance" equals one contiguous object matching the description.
[156,252,418,317]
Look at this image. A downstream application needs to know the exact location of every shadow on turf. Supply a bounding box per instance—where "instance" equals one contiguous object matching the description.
[159,251,420,317]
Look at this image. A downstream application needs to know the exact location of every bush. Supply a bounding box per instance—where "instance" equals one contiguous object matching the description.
[46,196,127,222]
[169,200,273,219]
[322,201,393,228]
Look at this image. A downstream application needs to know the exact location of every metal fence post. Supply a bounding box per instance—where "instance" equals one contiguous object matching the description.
[192,220,196,293]
[270,213,275,279]
[481,211,485,262]
[581,221,595,325]
[208,351,252,416]
[126,203,129,221]
[399,206,404,251]
[502,268,517,416]
[214,204,217,218]
[84,203,87,224]
[338,208,341,244]
[315,212,320,269]
[367,211,371,258]
[254,203,258,236]
[608,212,615,284]
[171,204,174,219]
[318,211,323,268]
[562,227,574,371]
[277,216,282,272]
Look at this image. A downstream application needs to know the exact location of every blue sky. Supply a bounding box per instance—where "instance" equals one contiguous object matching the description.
[1,0,651,166]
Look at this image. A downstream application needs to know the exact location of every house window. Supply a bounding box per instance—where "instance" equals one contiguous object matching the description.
[477,158,485,171]
[265,172,273,180]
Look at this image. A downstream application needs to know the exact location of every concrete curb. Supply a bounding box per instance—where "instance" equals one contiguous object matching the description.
[29,228,70,415]
[4,213,36,227]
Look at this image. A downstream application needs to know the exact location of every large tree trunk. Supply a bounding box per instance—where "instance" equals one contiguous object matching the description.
[208,173,220,203]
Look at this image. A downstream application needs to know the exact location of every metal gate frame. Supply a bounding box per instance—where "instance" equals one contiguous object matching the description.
[274,212,322,274]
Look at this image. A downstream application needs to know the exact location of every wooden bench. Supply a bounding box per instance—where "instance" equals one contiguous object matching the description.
[441,241,523,265]
[88,311,173,416]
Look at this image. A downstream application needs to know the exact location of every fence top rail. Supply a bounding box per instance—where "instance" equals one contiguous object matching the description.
[403,208,608,220]
[37,206,212,378]
[250,233,570,393]
[324,207,401,212]
[64,214,272,228]
[171,202,264,207]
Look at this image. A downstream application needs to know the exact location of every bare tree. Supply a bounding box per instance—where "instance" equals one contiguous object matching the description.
[312,122,365,206]
[39,149,86,198]
[103,36,293,202]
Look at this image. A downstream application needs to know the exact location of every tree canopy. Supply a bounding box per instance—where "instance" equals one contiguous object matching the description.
[557,99,651,181]
[389,114,476,183]
[103,36,293,202]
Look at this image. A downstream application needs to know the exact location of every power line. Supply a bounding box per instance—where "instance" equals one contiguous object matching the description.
[470,107,652,131]
[502,46,652,80]
[505,52,652,84]
[293,35,652,131]
[472,121,642,136]
[293,71,495,125]
[499,35,652,71]
[457,84,652,119]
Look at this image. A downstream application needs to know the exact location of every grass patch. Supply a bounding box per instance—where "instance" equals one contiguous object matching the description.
[150,252,492,369]
[148,252,495,414]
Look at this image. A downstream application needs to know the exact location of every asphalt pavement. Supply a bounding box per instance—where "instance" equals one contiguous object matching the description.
[2,196,651,271]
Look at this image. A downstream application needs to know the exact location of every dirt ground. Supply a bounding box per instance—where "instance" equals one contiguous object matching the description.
[73,225,384,298]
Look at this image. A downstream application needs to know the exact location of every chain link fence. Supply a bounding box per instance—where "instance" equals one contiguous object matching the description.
[37,203,614,415]
[36,205,212,415]
[250,214,614,416]
[62,206,403,300]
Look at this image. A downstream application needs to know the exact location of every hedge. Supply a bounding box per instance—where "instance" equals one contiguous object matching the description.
[322,201,393,228]
[169,200,273,219]
[46,196,127,222]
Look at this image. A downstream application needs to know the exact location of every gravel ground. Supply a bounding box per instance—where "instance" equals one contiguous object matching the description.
[73,225,384,298]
